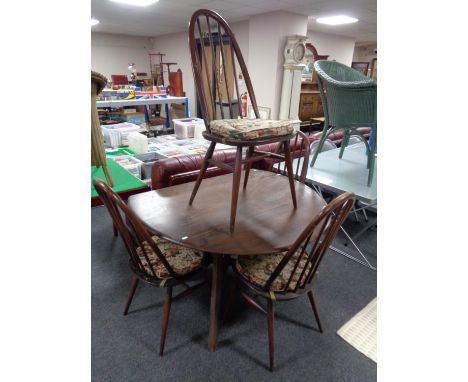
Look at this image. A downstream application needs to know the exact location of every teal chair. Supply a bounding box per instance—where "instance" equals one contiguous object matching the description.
[310,60,377,186]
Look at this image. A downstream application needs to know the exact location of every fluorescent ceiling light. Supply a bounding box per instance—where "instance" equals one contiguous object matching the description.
[110,0,159,6]
[91,19,100,26]
[316,15,358,25]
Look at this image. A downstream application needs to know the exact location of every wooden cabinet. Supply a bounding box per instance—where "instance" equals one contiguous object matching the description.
[298,43,328,122]
[299,90,323,121]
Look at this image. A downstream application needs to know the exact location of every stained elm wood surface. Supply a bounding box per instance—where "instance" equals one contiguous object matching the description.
[128,169,326,256]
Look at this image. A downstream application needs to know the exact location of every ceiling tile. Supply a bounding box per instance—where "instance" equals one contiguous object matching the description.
[91,0,376,41]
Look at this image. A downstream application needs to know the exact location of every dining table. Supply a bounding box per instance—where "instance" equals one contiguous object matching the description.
[127,169,327,351]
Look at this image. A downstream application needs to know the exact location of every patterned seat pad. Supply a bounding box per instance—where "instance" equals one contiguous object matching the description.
[210,118,295,140]
[136,236,204,279]
[235,248,312,292]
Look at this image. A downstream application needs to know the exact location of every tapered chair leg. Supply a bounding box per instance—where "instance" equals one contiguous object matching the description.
[123,275,140,316]
[283,140,297,209]
[362,207,369,222]
[113,223,119,237]
[230,146,243,232]
[367,151,375,187]
[189,141,217,205]
[307,290,323,333]
[366,138,372,169]
[339,129,350,159]
[267,299,275,371]
[243,146,254,189]
[367,128,376,186]
[159,287,173,356]
[353,208,361,223]
[366,127,376,169]
[310,123,330,167]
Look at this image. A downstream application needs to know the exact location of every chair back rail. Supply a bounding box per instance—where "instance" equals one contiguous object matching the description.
[189,9,259,129]
[263,192,355,293]
[94,179,181,280]
[273,131,310,183]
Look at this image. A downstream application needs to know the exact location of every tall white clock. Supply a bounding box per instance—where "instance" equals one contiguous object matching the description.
[279,35,307,124]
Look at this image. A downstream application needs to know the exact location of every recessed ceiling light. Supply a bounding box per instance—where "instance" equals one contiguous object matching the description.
[91,19,100,26]
[110,0,159,6]
[316,15,358,26]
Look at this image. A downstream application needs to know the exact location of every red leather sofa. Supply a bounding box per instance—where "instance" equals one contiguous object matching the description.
[151,128,371,189]
[151,149,236,189]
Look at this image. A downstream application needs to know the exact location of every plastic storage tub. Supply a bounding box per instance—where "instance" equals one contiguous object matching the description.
[134,152,160,180]
[127,132,149,154]
[102,122,141,147]
[173,118,205,139]
[110,155,143,179]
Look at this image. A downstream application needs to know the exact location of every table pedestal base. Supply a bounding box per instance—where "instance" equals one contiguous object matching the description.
[208,254,224,351]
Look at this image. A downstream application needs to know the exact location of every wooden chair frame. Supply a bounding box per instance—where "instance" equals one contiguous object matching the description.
[225,192,356,371]
[94,178,206,356]
[270,130,311,184]
[188,9,297,232]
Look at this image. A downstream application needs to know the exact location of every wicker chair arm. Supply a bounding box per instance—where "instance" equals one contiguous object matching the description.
[314,60,376,89]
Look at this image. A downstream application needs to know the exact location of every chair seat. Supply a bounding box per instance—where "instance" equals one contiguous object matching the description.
[136,236,204,279]
[210,118,295,140]
[236,249,312,292]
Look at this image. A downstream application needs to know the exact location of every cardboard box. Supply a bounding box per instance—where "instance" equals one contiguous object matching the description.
[109,111,145,125]
[120,112,145,126]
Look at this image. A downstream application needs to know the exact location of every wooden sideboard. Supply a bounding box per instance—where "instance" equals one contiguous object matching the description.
[298,43,328,122]
[299,90,323,121]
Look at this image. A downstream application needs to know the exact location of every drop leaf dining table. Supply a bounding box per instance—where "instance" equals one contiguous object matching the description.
[127,169,326,351]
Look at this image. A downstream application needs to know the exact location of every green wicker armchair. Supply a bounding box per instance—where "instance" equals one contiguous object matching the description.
[310,60,376,186]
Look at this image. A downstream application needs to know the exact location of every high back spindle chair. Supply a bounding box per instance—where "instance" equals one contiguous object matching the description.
[227,192,356,371]
[188,9,298,232]
[94,179,206,356]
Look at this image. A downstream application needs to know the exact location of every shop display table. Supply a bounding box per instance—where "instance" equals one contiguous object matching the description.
[91,158,149,207]
[304,142,376,204]
[147,134,231,159]
[96,96,189,128]
[128,169,326,351]
[284,143,377,269]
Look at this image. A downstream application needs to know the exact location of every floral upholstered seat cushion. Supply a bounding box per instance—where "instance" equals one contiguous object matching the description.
[209,118,295,140]
[136,235,203,279]
[235,249,312,292]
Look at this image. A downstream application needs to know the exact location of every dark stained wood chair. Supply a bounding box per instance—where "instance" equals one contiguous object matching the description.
[93,178,206,356]
[268,130,311,184]
[188,9,298,232]
[225,192,356,371]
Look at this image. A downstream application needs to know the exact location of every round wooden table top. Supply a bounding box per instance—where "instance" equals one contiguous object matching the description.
[128,170,326,256]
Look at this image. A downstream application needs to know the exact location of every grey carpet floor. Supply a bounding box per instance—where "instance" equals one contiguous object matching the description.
[92,205,377,382]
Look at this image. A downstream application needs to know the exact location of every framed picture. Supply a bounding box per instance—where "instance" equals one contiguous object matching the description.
[370,58,377,80]
[247,105,271,120]
[351,62,370,76]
